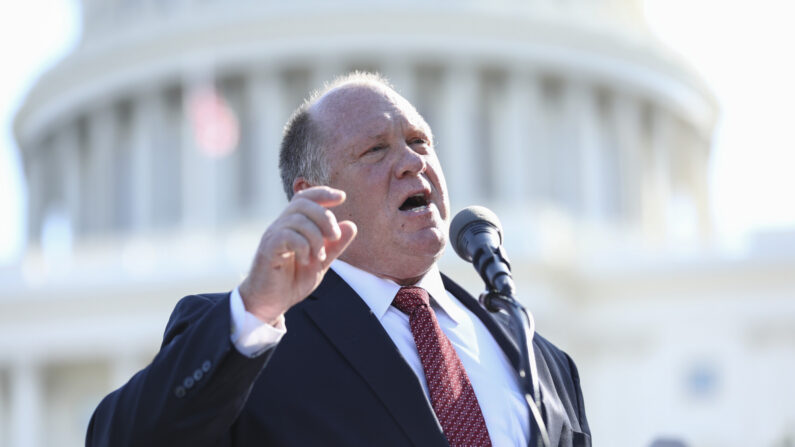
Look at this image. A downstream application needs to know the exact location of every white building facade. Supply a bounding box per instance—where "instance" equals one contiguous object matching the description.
[4,1,794,446]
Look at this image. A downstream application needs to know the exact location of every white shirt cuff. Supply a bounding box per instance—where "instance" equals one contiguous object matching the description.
[229,287,286,358]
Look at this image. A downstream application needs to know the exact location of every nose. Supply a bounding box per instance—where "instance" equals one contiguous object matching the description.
[395,143,426,178]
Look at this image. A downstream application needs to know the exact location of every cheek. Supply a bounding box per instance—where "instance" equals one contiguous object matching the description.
[426,160,448,194]
[329,165,393,221]
[330,202,352,222]
[330,190,378,226]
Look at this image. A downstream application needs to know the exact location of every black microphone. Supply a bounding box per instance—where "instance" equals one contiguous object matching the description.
[450,206,516,302]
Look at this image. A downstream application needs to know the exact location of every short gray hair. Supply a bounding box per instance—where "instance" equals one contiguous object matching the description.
[279,105,328,200]
[278,71,396,200]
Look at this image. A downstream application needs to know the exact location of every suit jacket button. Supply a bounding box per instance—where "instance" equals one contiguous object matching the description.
[202,360,212,372]
[193,369,203,381]
[174,386,186,398]
[183,377,195,389]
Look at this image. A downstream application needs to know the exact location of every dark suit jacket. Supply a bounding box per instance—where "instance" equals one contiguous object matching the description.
[86,270,590,446]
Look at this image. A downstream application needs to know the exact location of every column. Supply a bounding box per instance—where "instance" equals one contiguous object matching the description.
[646,107,673,241]
[382,60,416,105]
[614,93,642,223]
[129,91,158,232]
[86,107,116,234]
[524,74,548,206]
[25,152,44,245]
[491,69,541,207]
[568,81,606,222]
[9,361,43,447]
[438,64,479,210]
[213,79,243,224]
[247,69,289,217]
[547,78,581,215]
[36,142,58,234]
[693,136,713,242]
[56,124,82,239]
[311,60,346,94]
[181,77,219,230]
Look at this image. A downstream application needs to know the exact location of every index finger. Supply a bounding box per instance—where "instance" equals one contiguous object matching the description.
[292,186,346,207]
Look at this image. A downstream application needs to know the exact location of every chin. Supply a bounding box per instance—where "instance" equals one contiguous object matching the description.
[403,247,445,274]
[409,227,446,254]
[388,253,442,285]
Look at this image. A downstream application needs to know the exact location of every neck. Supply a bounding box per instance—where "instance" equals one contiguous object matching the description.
[337,260,433,287]
[380,273,426,287]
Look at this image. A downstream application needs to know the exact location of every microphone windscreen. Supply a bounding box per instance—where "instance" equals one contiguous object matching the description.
[449,206,503,260]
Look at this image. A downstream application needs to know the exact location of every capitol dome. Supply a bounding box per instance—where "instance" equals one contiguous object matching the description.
[15,0,715,255]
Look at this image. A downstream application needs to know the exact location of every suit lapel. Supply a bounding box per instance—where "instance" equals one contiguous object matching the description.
[302,271,449,447]
[532,342,565,447]
[441,274,521,373]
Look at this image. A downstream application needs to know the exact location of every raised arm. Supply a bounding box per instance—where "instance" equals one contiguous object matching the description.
[86,186,356,447]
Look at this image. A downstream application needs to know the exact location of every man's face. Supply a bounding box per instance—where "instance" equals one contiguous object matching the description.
[311,84,450,283]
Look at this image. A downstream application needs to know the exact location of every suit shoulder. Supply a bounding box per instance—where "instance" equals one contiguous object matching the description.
[162,292,230,343]
[173,292,228,311]
[533,332,585,382]
[534,333,590,434]
[533,333,571,366]
[533,333,584,400]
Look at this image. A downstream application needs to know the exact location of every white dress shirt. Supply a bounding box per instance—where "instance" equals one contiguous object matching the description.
[229,260,530,446]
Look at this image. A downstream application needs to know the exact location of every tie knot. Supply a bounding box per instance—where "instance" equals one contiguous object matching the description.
[392,287,430,314]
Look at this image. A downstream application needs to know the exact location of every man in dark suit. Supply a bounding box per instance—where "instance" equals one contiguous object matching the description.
[86,73,590,446]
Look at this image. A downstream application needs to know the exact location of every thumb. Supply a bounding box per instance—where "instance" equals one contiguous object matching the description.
[322,221,357,268]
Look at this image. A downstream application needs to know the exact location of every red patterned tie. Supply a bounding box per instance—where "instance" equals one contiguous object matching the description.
[392,287,492,447]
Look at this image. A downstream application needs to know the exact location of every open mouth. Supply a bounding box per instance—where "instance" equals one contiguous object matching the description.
[399,193,430,211]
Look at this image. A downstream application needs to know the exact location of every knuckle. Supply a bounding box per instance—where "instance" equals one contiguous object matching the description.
[290,212,310,226]
[295,198,323,217]
[289,197,310,210]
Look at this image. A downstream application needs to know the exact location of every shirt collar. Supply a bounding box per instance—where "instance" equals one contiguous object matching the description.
[330,259,465,324]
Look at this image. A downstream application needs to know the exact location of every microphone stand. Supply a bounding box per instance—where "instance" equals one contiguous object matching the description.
[480,290,551,447]
[456,214,550,447]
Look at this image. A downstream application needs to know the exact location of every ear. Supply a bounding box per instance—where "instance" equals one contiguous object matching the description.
[292,177,313,195]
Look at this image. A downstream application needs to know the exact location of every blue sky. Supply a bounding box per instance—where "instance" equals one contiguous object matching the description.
[2,0,794,265]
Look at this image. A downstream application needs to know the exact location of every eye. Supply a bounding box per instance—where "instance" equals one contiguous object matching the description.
[409,138,427,146]
[367,145,387,154]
